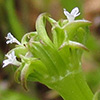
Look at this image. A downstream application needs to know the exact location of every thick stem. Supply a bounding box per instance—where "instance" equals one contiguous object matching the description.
[52,72,93,100]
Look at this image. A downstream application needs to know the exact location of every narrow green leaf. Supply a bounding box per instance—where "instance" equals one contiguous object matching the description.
[52,25,66,49]
[36,13,53,46]
[63,20,91,39]
[93,91,100,100]
[21,32,38,44]
[28,42,59,77]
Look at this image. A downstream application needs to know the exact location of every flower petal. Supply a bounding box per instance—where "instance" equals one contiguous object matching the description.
[64,8,70,17]
[64,8,74,22]
[71,7,79,15]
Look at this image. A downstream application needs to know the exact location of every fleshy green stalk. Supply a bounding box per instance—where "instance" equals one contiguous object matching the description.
[49,72,93,100]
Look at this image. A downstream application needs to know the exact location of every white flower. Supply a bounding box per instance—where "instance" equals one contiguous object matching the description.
[64,7,80,22]
[2,51,21,68]
[6,33,21,45]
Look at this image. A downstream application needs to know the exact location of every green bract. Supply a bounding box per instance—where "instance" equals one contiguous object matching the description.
[3,8,95,100]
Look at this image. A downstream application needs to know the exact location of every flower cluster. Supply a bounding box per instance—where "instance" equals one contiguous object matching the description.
[3,33,21,68]
[2,7,86,68]
[2,7,91,93]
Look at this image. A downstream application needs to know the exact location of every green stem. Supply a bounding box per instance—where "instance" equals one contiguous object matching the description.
[51,72,93,100]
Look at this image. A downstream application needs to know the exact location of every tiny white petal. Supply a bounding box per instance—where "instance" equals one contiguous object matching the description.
[71,7,80,17]
[2,60,10,68]
[6,33,21,45]
[2,51,21,68]
[64,8,70,16]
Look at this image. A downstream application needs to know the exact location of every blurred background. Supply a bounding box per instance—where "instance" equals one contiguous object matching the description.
[0,0,100,100]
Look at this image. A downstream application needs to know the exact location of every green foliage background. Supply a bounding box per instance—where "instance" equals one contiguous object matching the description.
[0,0,100,100]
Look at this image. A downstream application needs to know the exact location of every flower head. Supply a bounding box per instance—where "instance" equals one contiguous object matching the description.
[64,7,80,22]
[6,33,21,45]
[2,51,21,68]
